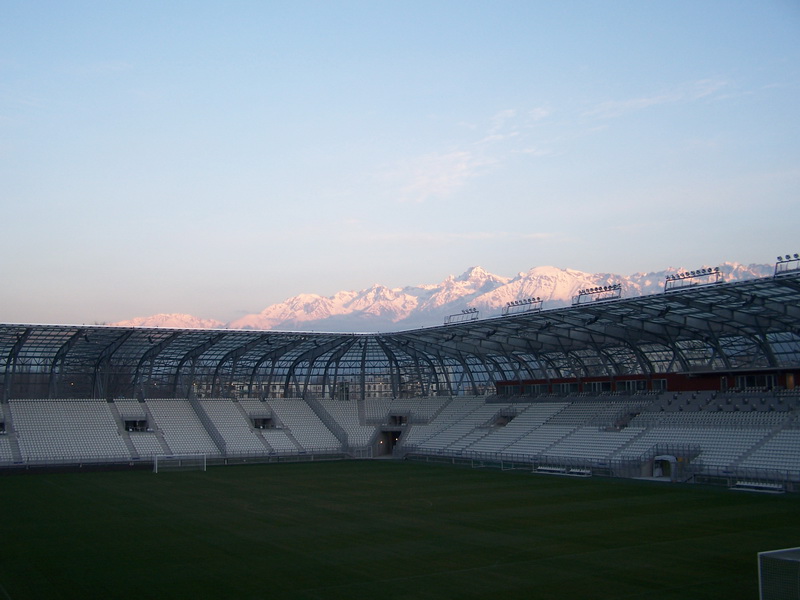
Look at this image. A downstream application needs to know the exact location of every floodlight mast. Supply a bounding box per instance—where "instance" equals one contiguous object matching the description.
[502,297,543,316]
[571,283,622,306]
[444,307,480,325]
[774,253,800,276]
[663,266,723,293]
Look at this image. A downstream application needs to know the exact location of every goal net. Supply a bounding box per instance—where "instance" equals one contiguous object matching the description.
[153,454,207,473]
[758,547,800,600]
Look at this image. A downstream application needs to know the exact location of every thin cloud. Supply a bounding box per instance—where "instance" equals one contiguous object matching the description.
[489,108,517,133]
[383,106,555,203]
[528,107,551,122]
[362,230,555,244]
[584,79,729,119]
[387,150,498,203]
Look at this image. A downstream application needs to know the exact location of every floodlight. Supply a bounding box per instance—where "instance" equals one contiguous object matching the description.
[787,255,792,260]
[795,254,799,259]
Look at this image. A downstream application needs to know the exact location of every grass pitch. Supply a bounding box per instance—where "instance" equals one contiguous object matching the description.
[1,460,798,599]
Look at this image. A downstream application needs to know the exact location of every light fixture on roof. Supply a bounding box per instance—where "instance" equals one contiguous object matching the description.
[502,296,544,317]
[775,252,800,276]
[572,282,622,306]
[665,264,724,293]
[445,307,480,325]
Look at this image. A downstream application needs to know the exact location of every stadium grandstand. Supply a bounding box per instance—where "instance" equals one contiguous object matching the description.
[1,256,799,492]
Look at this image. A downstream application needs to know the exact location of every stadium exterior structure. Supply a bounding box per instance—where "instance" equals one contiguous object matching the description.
[1,269,799,488]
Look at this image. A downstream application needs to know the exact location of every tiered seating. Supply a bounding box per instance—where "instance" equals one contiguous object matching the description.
[318,400,375,447]
[199,399,268,455]
[545,426,646,461]
[615,426,767,468]
[265,399,340,451]
[129,432,166,458]
[400,397,486,449]
[364,397,449,423]
[632,410,789,430]
[236,399,298,453]
[0,405,9,462]
[112,399,165,457]
[389,397,449,421]
[364,398,392,423]
[3,392,799,482]
[260,429,300,453]
[467,402,569,454]
[428,403,508,452]
[738,429,800,474]
[505,425,577,457]
[544,399,625,426]
[114,399,148,421]
[11,399,130,463]
[145,399,220,456]
[0,435,14,463]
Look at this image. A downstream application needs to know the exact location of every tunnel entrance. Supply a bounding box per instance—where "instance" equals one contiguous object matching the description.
[376,430,402,456]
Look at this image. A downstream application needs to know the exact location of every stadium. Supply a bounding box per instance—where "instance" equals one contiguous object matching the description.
[2,256,800,599]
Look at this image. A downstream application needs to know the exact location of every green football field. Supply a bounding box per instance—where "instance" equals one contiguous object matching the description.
[1,460,798,599]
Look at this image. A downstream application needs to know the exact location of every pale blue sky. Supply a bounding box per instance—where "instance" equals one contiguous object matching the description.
[1,1,798,324]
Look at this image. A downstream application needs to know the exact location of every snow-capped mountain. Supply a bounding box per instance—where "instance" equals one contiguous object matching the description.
[111,313,226,329]
[112,262,774,332]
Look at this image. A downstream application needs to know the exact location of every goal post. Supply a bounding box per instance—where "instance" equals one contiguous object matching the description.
[153,454,207,473]
[758,547,800,600]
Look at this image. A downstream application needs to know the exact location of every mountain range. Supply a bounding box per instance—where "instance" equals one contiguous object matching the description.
[111,262,774,332]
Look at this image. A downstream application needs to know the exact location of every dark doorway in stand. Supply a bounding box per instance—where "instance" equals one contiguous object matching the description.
[376,430,402,456]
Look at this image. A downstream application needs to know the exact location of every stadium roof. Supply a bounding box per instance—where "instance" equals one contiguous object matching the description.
[2,273,799,400]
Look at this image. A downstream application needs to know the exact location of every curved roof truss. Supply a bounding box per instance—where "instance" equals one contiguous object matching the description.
[1,274,798,401]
